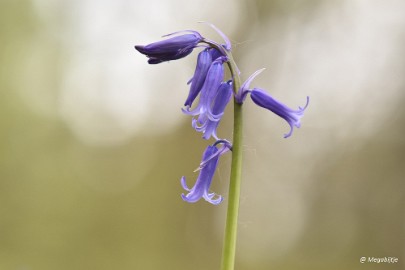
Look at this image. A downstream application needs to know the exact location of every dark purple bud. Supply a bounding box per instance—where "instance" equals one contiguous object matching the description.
[250,89,309,138]
[135,31,203,64]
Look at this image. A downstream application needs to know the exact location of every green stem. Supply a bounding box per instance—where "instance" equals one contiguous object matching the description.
[220,54,243,270]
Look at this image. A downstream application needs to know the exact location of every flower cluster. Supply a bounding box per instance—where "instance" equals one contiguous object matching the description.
[135,24,309,205]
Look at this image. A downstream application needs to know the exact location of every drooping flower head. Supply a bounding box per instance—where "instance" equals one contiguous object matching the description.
[250,88,309,138]
[181,140,232,205]
[135,30,203,64]
[134,24,310,206]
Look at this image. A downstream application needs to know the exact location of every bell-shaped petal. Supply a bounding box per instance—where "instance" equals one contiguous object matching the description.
[184,49,212,107]
[135,31,203,64]
[250,88,309,138]
[181,145,221,204]
[181,141,231,205]
[182,57,226,121]
[192,81,233,140]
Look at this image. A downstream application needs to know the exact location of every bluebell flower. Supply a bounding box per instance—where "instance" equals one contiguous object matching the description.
[250,89,309,138]
[184,47,227,108]
[192,81,233,140]
[135,31,203,64]
[182,57,227,121]
[181,140,232,205]
[184,49,212,107]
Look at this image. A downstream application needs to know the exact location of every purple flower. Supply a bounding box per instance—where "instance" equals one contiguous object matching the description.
[182,57,226,121]
[181,140,232,205]
[250,89,309,138]
[183,48,224,108]
[184,49,212,107]
[135,31,202,64]
[193,81,233,140]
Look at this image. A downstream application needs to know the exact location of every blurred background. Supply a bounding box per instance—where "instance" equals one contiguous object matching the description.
[1,0,404,269]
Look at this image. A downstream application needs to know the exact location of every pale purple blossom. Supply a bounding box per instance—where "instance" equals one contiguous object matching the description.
[181,140,232,205]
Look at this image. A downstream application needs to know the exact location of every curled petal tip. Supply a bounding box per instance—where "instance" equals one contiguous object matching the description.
[181,193,194,203]
[283,127,293,139]
[206,195,223,205]
[180,176,190,191]
[301,96,310,110]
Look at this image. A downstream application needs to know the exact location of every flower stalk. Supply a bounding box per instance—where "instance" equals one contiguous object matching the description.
[221,101,243,270]
[219,52,243,270]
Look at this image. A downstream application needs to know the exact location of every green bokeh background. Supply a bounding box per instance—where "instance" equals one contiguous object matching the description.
[1,1,404,269]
